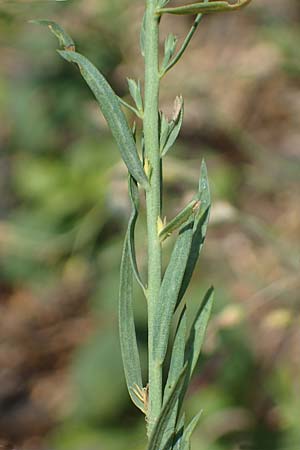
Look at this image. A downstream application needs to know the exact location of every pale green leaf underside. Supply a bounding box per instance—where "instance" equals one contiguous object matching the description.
[157,0,251,15]
[127,176,145,292]
[119,236,144,412]
[33,20,149,188]
[58,50,149,189]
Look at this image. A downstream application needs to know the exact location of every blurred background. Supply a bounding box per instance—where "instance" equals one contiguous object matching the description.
[0,0,299,449]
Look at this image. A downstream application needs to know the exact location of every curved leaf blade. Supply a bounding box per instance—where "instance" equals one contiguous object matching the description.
[127,176,146,292]
[157,0,252,16]
[30,19,75,50]
[58,50,149,189]
[119,236,144,412]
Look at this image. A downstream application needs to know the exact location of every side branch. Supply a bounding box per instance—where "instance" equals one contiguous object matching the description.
[157,0,252,16]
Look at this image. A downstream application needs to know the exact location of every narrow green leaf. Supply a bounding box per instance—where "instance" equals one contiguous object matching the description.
[153,216,194,365]
[177,288,214,411]
[161,96,184,157]
[164,307,187,402]
[127,78,143,113]
[176,161,211,306]
[162,34,178,72]
[127,176,146,292]
[181,411,203,450]
[147,365,188,450]
[162,307,187,450]
[57,50,149,189]
[185,287,214,377]
[119,236,144,413]
[172,413,185,450]
[157,0,252,16]
[30,19,75,50]
[159,198,199,242]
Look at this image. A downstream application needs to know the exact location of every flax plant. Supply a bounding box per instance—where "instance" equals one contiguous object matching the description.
[33,0,252,448]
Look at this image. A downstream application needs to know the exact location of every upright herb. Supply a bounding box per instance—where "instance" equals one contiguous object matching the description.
[33,0,252,448]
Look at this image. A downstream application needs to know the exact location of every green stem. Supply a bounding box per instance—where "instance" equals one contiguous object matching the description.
[144,0,162,436]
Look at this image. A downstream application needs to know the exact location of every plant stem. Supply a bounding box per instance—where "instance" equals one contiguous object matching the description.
[144,0,162,436]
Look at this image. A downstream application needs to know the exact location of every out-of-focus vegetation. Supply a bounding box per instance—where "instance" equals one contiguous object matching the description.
[0,1,299,449]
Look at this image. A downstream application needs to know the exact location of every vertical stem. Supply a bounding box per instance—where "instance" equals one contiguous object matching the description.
[144,0,162,436]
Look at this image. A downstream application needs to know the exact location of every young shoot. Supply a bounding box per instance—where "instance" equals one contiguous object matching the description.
[32,0,252,448]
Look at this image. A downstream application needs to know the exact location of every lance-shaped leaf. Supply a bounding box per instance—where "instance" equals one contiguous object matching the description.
[176,160,211,307]
[164,307,187,402]
[157,0,252,16]
[185,287,214,378]
[119,236,144,413]
[147,365,188,450]
[159,198,199,242]
[162,307,187,450]
[127,78,143,114]
[57,50,149,189]
[180,411,203,450]
[178,287,214,411]
[127,176,146,292]
[160,97,184,157]
[162,34,178,73]
[30,19,75,50]
[153,216,195,365]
